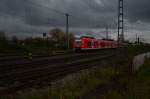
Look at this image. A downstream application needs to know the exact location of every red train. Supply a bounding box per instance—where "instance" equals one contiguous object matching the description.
[73,35,127,50]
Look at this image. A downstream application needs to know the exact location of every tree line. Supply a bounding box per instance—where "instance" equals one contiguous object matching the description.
[0,28,74,55]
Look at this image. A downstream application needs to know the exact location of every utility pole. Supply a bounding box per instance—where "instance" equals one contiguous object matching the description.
[118,0,124,42]
[65,13,69,49]
[136,33,138,44]
[137,37,140,45]
[106,26,109,40]
[136,34,140,45]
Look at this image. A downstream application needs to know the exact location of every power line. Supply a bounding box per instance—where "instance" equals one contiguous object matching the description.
[25,0,89,24]
[0,0,119,30]
[23,0,91,27]
[25,0,66,15]
[0,0,99,28]
[0,2,68,26]
[83,0,99,12]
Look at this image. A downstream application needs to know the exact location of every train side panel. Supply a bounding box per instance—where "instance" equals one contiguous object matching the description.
[73,35,127,50]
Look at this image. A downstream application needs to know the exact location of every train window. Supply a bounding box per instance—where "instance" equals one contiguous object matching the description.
[88,42,92,47]
[106,43,109,47]
[110,44,112,47]
[76,41,81,46]
[101,42,105,47]
[94,42,98,46]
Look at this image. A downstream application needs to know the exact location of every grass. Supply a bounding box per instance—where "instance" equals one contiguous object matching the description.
[128,45,150,56]
[99,58,150,99]
[51,67,119,99]
[125,59,150,99]
[0,67,120,99]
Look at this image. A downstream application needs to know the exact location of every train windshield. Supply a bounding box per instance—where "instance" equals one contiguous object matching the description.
[74,35,81,39]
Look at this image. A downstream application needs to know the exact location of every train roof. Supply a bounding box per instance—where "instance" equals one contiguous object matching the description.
[80,36,95,39]
[74,35,95,39]
[102,38,115,41]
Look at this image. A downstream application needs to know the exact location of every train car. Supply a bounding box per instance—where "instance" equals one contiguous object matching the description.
[73,35,127,51]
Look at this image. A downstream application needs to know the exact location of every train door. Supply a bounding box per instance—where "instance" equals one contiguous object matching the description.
[100,40,106,49]
[94,40,98,49]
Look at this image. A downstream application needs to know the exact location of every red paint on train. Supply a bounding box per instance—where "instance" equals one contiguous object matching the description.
[73,36,127,50]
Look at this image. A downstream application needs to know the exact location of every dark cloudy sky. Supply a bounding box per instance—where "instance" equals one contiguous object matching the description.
[0,0,150,42]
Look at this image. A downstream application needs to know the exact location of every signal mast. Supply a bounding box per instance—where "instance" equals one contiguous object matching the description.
[118,0,124,42]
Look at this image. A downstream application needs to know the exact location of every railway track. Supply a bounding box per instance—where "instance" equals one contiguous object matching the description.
[0,49,118,95]
[0,50,114,72]
[0,53,66,63]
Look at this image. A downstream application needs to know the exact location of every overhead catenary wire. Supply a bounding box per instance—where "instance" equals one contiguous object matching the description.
[25,0,104,28]
[0,0,106,29]
[25,0,66,16]
[0,5,64,22]
[0,0,119,30]
[23,0,95,28]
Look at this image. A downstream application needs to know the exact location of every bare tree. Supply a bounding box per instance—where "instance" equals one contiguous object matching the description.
[12,36,19,44]
[0,31,6,41]
[49,28,66,48]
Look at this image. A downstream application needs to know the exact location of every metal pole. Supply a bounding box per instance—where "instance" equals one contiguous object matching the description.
[136,33,138,44]
[106,26,109,40]
[138,36,140,45]
[122,0,124,42]
[65,13,69,49]
[117,0,120,42]
[118,0,124,42]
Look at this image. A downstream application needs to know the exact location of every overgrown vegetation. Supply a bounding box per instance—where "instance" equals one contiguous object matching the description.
[91,46,150,99]
[50,67,119,99]
[0,66,120,99]
[100,58,150,99]
[128,45,150,56]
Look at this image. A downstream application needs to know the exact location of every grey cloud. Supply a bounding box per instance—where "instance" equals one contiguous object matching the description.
[0,0,118,28]
[126,0,150,22]
[0,0,150,42]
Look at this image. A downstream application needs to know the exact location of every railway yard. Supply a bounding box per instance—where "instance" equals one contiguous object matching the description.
[0,49,122,95]
[1,0,150,98]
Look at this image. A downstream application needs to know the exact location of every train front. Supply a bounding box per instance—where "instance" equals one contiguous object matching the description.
[73,35,82,51]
